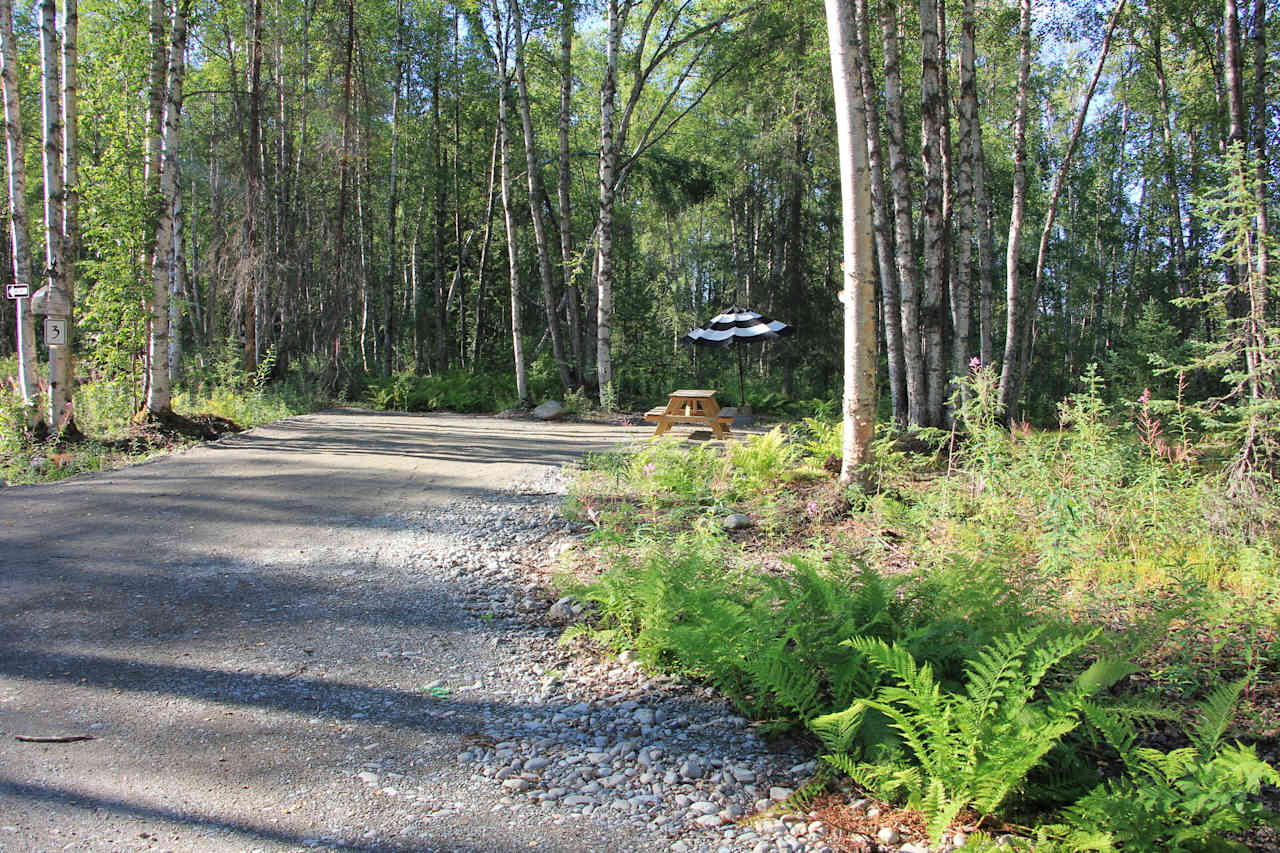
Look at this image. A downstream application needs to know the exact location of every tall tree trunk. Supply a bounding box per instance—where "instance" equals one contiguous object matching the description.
[998,0,1031,418]
[511,0,571,392]
[880,2,925,427]
[595,0,621,406]
[432,26,447,374]
[954,0,980,396]
[1150,10,1188,290]
[472,122,499,370]
[824,0,877,488]
[0,0,39,416]
[854,0,905,426]
[39,0,70,429]
[495,24,528,405]
[558,0,583,385]
[331,0,354,382]
[383,0,404,377]
[919,0,947,427]
[1249,0,1269,347]
[242,0,263,376]
[60,0,76,357]
[146,0,189,415]
[973,82,995,368]
[169,175,186,380]
[1015,0,1124,409]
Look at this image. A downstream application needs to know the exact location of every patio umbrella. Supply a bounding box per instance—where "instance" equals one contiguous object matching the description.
[681,306,795,407]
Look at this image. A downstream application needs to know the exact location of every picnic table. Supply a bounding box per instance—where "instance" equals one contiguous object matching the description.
[644,389,735,440]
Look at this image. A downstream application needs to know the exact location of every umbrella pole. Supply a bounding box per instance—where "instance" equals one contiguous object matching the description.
[737,348,745,409]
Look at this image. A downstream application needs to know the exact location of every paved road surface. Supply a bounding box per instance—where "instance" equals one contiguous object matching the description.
[0,410,665,853]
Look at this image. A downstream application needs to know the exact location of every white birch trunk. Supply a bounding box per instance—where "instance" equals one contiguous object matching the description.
[146,0,188,415]
[495,24,528,405]
[595,0,621,405]
[39,0,70,429]
[918,0,946,427]
[0,0,39,416]
[998,0,1031,417]
[824,0,877,487]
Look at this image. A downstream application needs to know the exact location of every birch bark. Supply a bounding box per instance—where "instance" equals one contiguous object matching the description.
[854,0,905,426]
[495,17,528,405]
[880,3,924,426]
[824,0,877,487]
[998,0,1031,418]
[0,0,39,415]
[919,0,946,426]
[596,0,621,404]
[39,0,71,428]
[147,0,189,415]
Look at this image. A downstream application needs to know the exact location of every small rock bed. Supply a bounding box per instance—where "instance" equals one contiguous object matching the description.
[398,479,888,853]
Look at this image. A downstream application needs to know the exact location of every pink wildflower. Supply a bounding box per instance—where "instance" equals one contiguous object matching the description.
[643,462,656,476]
[969,356,981,370]
[1138,388,1151,405]
[806,500,820,518]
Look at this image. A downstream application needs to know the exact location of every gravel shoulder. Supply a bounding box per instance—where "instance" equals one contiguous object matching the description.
[0,410,827,853]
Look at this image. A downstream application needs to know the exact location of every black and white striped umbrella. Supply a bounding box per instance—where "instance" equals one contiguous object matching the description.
[681,306,795,348]
[681,306,794,406]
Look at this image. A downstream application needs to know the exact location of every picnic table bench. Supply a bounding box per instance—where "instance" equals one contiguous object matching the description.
[644,389,735,440]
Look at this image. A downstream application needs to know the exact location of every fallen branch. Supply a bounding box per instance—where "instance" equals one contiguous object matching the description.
[15,734,95,743]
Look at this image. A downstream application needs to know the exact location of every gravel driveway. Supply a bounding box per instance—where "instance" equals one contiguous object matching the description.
[0,410,825,853]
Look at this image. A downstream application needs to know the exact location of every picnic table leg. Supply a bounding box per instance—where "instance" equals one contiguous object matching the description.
[653,419,672,437]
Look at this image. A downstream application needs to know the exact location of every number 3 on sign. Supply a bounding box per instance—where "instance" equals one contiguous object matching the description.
[45,318,67,344]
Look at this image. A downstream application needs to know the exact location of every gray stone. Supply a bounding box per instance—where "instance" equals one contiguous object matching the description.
[769,786,794,802]
[356,771,379,786]
[900,843,930,853]
[877,827,901,845]
[532,400,565,420]
[547,596,577,621]
[722,513,752,531]
[681,756,707,780]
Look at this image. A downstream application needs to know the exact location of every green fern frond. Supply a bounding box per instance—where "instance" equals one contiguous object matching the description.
[922,778,967,844]
[1190,678,1246,760]
[809,702,866,755]
[963,627,1042,725]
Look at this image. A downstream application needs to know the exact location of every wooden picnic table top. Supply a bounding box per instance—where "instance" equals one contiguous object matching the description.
[669,389,717,398]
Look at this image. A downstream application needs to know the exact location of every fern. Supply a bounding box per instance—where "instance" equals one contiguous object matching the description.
[1062,680,1280,852]
[817,630,1129,845]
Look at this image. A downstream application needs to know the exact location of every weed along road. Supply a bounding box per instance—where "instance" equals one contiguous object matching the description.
[0,410,808,853]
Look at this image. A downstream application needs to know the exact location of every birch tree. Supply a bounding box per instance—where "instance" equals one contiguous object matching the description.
[146,0,190,416]
[39,0,72,430]
[824,0,877,487]
[998,0,1032,418]
[0,0,39,418]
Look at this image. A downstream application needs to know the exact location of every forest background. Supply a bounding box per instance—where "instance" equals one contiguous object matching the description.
[0,0,1274,467]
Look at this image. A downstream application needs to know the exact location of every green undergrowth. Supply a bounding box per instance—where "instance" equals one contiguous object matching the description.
[560,366,1280,849]
[1,352,332,485]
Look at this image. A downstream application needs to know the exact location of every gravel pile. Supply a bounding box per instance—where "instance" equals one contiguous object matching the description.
[347,478,879,853]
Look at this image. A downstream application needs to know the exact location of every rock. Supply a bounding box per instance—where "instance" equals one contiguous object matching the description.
[634,707,656,726]
[730,766,756,783]
[876,827,901,845]
[548,596,577,621]
[951,831,967,848]
[694,814,724,828]
[769,786,794,802]
[532,400,565,420]
[900,844,930,853]
[357,771,379,786]
[722,513,752,531]
[681,757,707,780]
[689,801,719,816]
